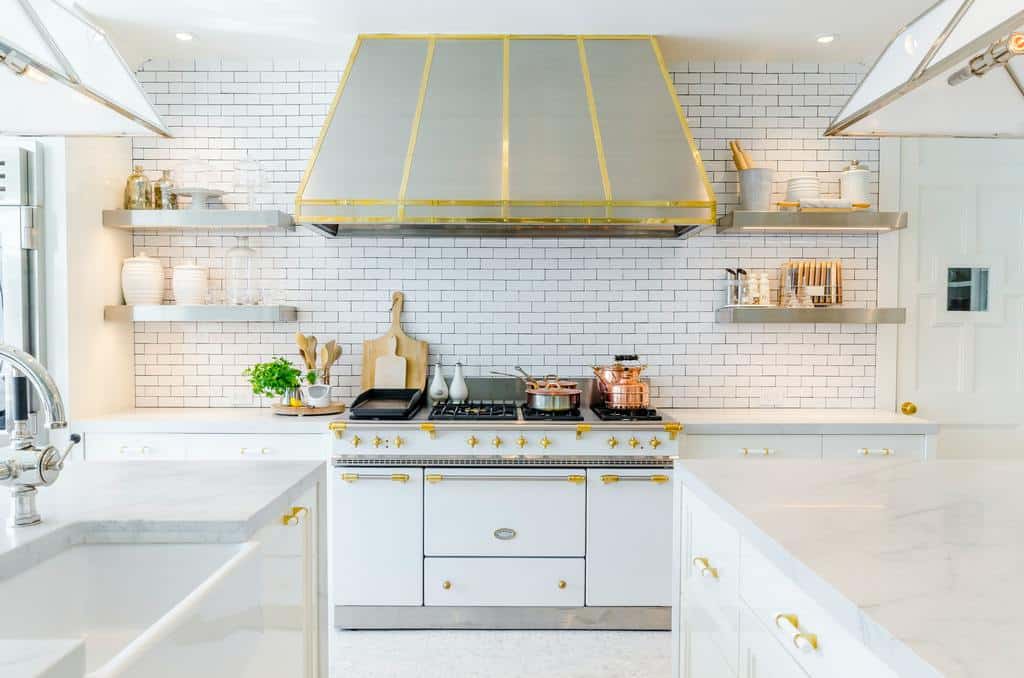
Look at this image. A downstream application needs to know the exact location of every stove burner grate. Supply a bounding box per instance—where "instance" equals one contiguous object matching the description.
[521,407,584,422]
[429,401,519,421]
[590,405,663,422]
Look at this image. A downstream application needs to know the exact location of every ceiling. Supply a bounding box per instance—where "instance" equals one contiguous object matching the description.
[74,0,937,69]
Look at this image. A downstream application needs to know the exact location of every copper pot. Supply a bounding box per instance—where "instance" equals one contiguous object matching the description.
[592,354,650,409]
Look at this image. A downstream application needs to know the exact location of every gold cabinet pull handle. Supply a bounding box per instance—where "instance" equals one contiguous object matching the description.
[391,473,410,482]
[692,556,718,579]
[567,474,585,484]
[341,473,410,483]
[601,474,620,484]
[493,527,516,540]
[793,632,819,652]
[281,506,309,526]
[859,447,895,457]
[774,613,799,632]
[602,474,670,484]
[425,473,443,483]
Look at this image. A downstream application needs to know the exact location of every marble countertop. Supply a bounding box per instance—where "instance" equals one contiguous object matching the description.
[0,460,324,580]
[75,407,935,435]
[675,459,1023,678]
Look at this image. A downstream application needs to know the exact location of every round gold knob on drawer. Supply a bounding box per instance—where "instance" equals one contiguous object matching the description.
[240,448,246,455]
[628,437,639,449]
[607,436,619,449]
[372,436,383,448]
[441,580,452,590]
[467,435,479,448]
[394,436,404,448]
[649,437,662,449]
[901,401,918,416]
[516,435,527,449]
[260,447,269,455]
[539,436,551,449]
[491,436,502,448]
[558,580,567,589]
[351,435,361,448]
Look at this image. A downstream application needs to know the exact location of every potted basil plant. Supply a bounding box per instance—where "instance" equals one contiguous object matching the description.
[244,357,302,406]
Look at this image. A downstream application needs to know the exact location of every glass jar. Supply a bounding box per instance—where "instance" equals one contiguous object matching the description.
[152,169,177,209]
[225,237,260,305]
[123,165,152,209]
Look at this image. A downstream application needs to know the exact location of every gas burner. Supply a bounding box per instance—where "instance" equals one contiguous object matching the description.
[429,401,518,421]
[590,405,662,422]
[521,407,584,422]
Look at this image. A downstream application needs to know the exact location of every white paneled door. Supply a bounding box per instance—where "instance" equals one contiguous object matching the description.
[898,139,1024,458]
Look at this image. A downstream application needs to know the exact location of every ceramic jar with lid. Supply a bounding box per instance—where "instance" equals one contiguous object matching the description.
[121,252,164,305]
[840,160,870,205]
[172,263,208,305]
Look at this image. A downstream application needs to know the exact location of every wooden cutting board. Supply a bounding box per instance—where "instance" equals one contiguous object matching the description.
[373,336,407,388]
[361,291,428,390]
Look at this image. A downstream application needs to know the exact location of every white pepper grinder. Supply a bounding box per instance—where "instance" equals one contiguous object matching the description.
[449,362,469,403]
[428,363,449,403]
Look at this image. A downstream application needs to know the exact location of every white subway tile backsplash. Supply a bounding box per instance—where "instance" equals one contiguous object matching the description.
[129,58,879,409]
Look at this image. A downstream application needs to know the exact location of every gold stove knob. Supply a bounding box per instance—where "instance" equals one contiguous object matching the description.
[628,437,639,449]
[607,436,619,449]
[516,435,527,449]
[351,435,361,448]
[372,436,382,448]
[394,436,404,448]
[539,436,552,449]
[649,437,662,449]
[491,436,502,448]
[467,435,479,448]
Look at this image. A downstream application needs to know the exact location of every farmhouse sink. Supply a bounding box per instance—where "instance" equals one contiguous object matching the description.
[0,541,264,678]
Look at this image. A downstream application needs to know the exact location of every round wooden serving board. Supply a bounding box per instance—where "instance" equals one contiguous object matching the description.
[271,402,347,417]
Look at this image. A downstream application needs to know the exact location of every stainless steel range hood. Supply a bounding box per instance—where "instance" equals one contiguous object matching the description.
[296,35,715,238]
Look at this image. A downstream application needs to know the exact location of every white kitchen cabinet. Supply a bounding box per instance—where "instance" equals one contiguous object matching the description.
[424,557,585,606]
[739,606,809,678]
[683,435,822,459]
[423,468,586,557]
[586,469,673,606]
[83,433,186,460]
[820,434,925,459]
[333,467,423,606]
[183,434,326,460]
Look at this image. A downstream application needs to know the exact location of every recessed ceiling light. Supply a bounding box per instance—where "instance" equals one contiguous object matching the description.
[816,34,837,44]
[175,32,194,42]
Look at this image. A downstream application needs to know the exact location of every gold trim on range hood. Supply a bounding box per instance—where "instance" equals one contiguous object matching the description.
[295,34,716,238]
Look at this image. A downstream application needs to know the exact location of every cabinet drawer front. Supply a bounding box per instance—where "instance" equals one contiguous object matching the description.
[334,467,423,606]
[740,539,898,678]
[586,469,673,606]
[424,557,584,607]
[185,434,325,460]
[739,606,810,678]
[84,433,185,460]
[683,435,822,459]
[821,435,924,460]
[424,468,586,557]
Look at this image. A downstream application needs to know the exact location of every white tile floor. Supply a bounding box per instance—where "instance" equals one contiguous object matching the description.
[332,630,671,677]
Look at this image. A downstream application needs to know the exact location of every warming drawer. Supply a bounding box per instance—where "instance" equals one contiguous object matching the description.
[424,557,585,607]
[423,467,586,557]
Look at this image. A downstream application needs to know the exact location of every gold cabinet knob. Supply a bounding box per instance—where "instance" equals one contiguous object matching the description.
[516,435,527,449]
[394,436,404,448]
[558,580,567,589]
[351,435,361,448]
[539,436,552,449]
[692,556,718,579]
[901,401,918,415]
[793,632,819,652]
[441,580,452,590]
[628,437,639,449]
[607,436,619,449]
[372,436,383,448]
[649,437,662,449]
[491,436,502,448]
[467,435,479,448]
[240,447,247,455]
[260,447,269,455]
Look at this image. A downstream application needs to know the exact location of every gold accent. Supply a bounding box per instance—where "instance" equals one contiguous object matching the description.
[607,436,619,449]
[341,473,359,482]
[281,506,309,526]
[793,632,819,651]
[648,437,662,449]
[426,473,444,483]
[515,435,527,448]
[774,613,800,630]
[558,580,567,589]
[394,436,405,448]
[649,36,716,218]
[298,214,712,225]
[396,37,436,219]
[301,198,713,208]
[663,422,682,440]
[491,436,503,448]
[650,474,670,484]
[575,424,592,440]
[391,473,410,483]
[692,556,718,579]
[467,435,479,448]
[372,436,383,449]
[601,474,620,484]
[359,34,656,41]
[628,437,639,449]
[442,580,452,590]
[567,474,586,484]
[351,435,361,448]
[329,421,347,439]
[539,436,552,449]
[501,36,510,218]
[901,401,918,415]
[577,36,613,215]
[420,423,437,439]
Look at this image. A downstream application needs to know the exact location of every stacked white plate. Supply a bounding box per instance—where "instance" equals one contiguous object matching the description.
[785,176,820,202]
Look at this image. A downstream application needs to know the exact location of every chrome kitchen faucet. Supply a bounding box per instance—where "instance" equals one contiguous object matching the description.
[0,343,80,527]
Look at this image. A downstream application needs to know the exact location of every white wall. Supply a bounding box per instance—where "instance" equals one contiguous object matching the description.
[128,58,880,409]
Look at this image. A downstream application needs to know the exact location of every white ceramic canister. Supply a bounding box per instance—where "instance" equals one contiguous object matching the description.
[839,160,870,205]
[121,252,164,305]
[738,168,773,210]
[172,263,209,304]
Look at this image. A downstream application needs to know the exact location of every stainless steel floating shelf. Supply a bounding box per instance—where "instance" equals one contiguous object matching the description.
[104,305,298,322]
[716,210,907,235]
[716,306,906,324]
[302,222,699,239]
[103,209,294,231]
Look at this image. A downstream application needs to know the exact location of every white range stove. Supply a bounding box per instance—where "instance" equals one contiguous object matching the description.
[329,379,681,630]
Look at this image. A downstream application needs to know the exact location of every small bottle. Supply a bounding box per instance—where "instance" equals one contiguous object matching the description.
[429,364,449,403]
[449,363,469,403]
[123,165,153,209]
[152,169,177,210]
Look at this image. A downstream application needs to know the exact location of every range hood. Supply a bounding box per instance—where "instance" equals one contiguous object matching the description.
[296,35,715,238]
[826,1,1024,138]
[0,0,169,137]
